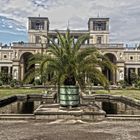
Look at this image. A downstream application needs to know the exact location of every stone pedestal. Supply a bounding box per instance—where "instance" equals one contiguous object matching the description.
[34,104,106,121]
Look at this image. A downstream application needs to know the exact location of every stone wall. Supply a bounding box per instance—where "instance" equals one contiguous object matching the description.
[0,101,41,114]
[82,94,140,115]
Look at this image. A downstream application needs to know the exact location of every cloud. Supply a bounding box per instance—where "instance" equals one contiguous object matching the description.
[0,0,140,43]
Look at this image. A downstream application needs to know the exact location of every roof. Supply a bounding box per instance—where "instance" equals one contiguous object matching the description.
[28,17,50,23]
[88,18,109,24]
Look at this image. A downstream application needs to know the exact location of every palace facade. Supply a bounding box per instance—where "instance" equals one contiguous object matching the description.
[0,17,140,84]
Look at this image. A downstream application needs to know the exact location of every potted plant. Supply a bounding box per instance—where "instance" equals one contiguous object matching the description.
[25,30,115,107]
[40,30,115,107]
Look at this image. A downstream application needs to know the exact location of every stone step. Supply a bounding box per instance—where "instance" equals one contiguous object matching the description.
[107,114,140,117]
[106,114,140,121]
[0,114,35,120]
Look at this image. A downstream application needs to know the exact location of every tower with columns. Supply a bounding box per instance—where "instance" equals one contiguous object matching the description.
[28,17,49,43]
[88,18,109,44]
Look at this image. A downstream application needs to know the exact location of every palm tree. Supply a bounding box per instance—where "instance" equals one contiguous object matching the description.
[24,30,115,107]
[40,30,114,87]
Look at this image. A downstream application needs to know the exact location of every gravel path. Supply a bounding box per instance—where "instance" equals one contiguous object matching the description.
[0,120,140,140]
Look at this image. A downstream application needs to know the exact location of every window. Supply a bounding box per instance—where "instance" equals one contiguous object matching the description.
[31,21,44,30]
[3,55,7,59]
[49,40,52,44]
[130,56,133,60]
[138,56,140,61]
[54,38,58,44]
[1,67,8,73]
[74,38,78,44]
[35,36,40,43]
[97,36,102,44]
[93,21,106,31]
[84,40,88,44]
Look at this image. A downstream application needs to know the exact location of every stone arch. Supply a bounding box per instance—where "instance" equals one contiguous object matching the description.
[19,50,35,60]
[20,52,35,82]
[105,53,117,63]
[103,53,117,84]
[103,52,118,61]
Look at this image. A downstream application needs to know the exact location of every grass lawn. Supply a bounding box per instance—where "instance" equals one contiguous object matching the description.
[0,88,44,98]
[0,88,140,100]
[96,89,140,100]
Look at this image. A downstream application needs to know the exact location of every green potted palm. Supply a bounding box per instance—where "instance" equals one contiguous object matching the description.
[24,30,115,107]
[39,30,115,107]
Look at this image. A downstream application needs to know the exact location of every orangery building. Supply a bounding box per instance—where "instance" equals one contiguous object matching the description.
[0,16,140,84]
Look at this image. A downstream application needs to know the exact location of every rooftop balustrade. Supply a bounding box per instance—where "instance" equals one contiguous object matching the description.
[12,43,47,48]
[81,43,124,48]
[12,42,124,49]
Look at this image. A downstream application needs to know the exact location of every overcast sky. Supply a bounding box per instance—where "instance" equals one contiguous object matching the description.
[0,0,140,44]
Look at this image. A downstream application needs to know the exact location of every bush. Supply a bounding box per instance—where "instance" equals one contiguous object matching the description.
[0,72,12,85]
[129,72,138,85]
[10,79,17,87]
[136,80,140,88]
[34,79,42,85]
[117,80,127,88]
[10,79,22,87]
[0,80,3,86]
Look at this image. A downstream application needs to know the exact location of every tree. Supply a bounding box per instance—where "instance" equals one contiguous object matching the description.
[24,30,115,106]
[44,30,115,88]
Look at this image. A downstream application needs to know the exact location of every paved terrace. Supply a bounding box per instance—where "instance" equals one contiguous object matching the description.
[0,120,140,140]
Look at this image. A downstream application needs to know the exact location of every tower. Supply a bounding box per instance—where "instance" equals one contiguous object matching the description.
[88,18,109,44]
[28,17,49,43]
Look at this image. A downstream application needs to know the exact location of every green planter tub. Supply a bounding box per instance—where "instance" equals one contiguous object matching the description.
[59,85,80,107]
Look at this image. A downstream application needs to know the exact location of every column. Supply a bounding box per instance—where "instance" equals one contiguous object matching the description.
[20,63,24,81]
[138,68,140,76]
[125,67,128,78]
[8,66,11,75]
[89,35,93,44]
[135,68,138,75]
[35,64,40,80]
[112,70,116,85]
